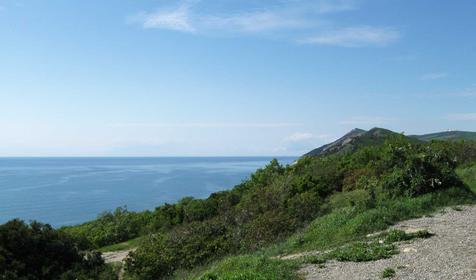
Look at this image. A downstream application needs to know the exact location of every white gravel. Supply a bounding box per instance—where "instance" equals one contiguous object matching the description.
[300,205,476,280]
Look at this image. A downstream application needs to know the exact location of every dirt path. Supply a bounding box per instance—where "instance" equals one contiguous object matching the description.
[102,249,135,263]
[300,205,476,280]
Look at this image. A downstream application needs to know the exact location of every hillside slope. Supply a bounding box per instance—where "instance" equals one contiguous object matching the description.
[303,127,403,157]
[411,131,476,142]
[301,205,476,280]
[305,128,476,157]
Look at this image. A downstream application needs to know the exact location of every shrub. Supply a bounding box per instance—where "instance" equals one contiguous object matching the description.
[0,220,115,280]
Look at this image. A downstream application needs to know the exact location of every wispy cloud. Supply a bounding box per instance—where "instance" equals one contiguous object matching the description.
[130,1,400,47]
[446,113,476,121]
[340,116,398,125]
[132,3,195,32]
[110,122,303,128]
[450,84,476,97]
[202,10,312,33]
[300,26,400,47]
[420,72,448,81]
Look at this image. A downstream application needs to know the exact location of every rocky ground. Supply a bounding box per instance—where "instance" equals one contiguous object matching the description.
[300,205,476,280]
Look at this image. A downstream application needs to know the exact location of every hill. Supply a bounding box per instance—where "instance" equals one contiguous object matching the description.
[303,127,404,157]
[410,131,476,142]
[304,128,476,157]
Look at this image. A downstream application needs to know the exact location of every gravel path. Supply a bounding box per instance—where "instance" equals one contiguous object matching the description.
[102,249,134,263]
[300,205,476,280]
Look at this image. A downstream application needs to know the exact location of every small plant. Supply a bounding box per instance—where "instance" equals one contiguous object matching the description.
[452,206,463,211]
[384,229,432,243]
[382,267,396,278]
[328,242,397,262]
[385,230,409,243]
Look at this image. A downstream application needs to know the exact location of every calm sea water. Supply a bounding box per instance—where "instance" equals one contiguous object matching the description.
[0,157,295,227]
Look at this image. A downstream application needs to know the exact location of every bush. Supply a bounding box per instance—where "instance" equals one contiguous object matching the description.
[0,220,115,280]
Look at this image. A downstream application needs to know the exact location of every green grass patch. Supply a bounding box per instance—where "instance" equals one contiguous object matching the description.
[327,242,397,262]
[98,237,142,252]
[384,229,432,243]
[382,267,396,278]
[457,164,476,193]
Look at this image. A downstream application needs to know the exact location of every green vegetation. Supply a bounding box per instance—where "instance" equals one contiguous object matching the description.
[384,229,432,243]
[382,267,396,278]
[193,256,301,280]
[457,163,476,192]
[120,136,475,279]
[0,220,116,279]
[328,242,397,262]
[3,130,476,280]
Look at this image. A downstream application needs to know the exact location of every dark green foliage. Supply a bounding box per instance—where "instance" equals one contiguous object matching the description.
[52,137,476,279]
[121,139,476,279]
[61,206,153,249]
[0,220,116,280]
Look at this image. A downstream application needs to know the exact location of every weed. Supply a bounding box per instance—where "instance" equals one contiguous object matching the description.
[384,229,432,243]
[382,267,396,278]
[328,242,397,262]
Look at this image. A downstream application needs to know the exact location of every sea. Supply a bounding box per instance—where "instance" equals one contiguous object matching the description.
[0,157,295,227]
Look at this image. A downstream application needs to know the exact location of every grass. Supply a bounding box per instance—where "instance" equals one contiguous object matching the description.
[189,255,302,280]
[98,237,142,252]
[382,267,396,278]
[276,186,474,255]
[457,164,476,193]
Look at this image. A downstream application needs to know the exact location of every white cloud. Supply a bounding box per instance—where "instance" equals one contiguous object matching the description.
[300,26,400,47]
[340,116,397,125]
[130,1,399,48]
[137,4,195,32]
[420,72,448,81]
[446,113,476,121]
[202,10,312,33]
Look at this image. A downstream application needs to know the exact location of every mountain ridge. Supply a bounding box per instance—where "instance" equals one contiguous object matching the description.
[304,128,476,157]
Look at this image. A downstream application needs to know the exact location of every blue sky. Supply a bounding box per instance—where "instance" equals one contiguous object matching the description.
[0,0,475,156]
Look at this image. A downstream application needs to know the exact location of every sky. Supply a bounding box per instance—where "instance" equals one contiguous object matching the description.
[0,0,475,156]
